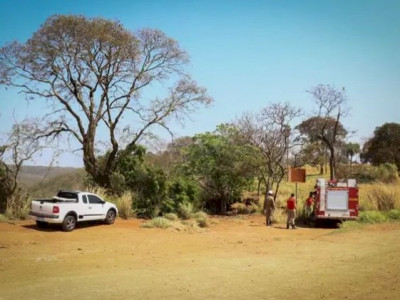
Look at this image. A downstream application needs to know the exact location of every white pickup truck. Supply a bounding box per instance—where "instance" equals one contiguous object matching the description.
[29,191,118,231]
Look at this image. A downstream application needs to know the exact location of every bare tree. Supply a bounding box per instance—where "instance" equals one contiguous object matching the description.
[0,118,48,214]
[296,84,347,180]
[0,15,212,189]
[237,102,301,197]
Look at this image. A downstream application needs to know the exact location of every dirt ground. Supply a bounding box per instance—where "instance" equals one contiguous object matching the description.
[0,216,399,300]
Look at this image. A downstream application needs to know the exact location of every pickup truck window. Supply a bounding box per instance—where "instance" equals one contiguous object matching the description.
[88,195,103,204]
[82,195,88,204]
[57,191,78,202]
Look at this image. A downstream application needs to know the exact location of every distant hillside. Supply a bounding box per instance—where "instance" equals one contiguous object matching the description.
[17,165,86,198]
[18,165,80,187]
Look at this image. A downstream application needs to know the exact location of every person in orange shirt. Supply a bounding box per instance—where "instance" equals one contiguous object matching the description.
[304,192,314,223]
[286,193,297,229]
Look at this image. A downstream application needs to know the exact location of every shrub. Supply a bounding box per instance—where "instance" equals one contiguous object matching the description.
[5,192,30,220]
[358,211,387,224]
[387,209,400,220]
[230,202,247,214]
[246,203,259,214]
[177,202,193,220]
[115,192,134,219]
[376,163,398,183]
[343,163,398,183]
[193,211,209,227]
[163,213,178,221]
[230,202,259,215]
[0,214,7,222]
[141,217,172,229]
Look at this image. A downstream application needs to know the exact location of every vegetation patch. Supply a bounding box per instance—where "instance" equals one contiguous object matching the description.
[192,211,209,227]
[358,211,388,224]
[163,213,179,221]
[0,214,7,222]
[115,192,135,219]
[177,202,193,220]
[141,217,172,229]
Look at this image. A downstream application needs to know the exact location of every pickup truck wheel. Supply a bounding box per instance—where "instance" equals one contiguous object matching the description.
[62,215,76,232]
[105,210,116,225]
[36,221,48,228]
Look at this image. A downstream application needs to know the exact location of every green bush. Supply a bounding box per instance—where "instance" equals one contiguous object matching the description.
[343,163,398,183]
[358,211,388,224]
[141,217,172,229]
[163,213,178,221]
[0,214,7,222]
[387,209,400,220]
[177,202,193,220]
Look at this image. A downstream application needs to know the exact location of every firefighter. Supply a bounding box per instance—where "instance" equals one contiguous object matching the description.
[263,190,275,226]
[286,193,297,229]
[303,192,314,224]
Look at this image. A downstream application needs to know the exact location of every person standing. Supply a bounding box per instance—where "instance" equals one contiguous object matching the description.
[286,193,297,229]
[263,190,276,226]
[304,192,314,223]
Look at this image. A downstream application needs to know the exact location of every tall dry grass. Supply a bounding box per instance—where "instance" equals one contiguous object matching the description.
[6,192,30,220]
[86,186,134,219]
[359,180,400,211]
[114,192,135,219]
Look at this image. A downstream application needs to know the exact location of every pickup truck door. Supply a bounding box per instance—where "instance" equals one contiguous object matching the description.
[80,194,93,221]
[87,194,107,220]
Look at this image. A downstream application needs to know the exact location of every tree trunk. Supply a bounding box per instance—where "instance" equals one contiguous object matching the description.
[329,146,335,180]
[257,178,262,195]
[319,164,324,175]
[220,198,227,215]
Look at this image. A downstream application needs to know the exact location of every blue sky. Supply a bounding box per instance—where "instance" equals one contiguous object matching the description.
[0,0,399,167]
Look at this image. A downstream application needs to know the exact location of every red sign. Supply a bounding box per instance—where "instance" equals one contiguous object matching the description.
[289,168,306,183]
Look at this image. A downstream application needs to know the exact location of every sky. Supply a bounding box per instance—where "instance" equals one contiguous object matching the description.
[0,0,399,167]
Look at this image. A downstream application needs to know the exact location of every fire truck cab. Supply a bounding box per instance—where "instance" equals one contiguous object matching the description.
[313,178,359,224]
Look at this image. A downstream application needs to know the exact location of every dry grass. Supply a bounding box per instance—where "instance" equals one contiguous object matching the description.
[86,186,108,200]
[115,192,135,219]
[5,192,30,220]
[359,180,400,211]
[141,217,173,228]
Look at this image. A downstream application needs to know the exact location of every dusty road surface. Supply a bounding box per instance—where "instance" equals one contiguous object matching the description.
[0,216,399,300]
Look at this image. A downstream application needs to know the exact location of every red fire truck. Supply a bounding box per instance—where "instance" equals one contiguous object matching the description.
[313,178,359,225]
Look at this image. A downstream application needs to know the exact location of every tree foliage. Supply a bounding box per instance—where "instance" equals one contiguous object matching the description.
[344,142,360,164]
[0,15,212,191]
[184,124,256,214]
[362,122,400,170]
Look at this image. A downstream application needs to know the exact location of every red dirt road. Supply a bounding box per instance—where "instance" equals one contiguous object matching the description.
[0,216,399,299]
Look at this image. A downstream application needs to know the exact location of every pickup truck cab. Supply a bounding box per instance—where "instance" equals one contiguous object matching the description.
[29,191,118,231]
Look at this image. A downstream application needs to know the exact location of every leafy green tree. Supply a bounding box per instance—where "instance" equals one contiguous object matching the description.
[297,141,328,174]
[296,116,347,180]
[0,15,211,190]
[362,123,400,170]
[184,124,255,214]
[344,142,360,165]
